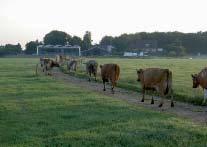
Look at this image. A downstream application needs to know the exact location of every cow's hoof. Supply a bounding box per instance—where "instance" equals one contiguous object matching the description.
[151,99,154,104]
[141,99,144,102]
[158,103,163,107]
[171,102,174,107]
[88,79,91,82]
[103,89,106,91]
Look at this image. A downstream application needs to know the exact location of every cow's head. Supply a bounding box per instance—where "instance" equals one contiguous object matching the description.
[136,69,143,82]
[191,74,199,88]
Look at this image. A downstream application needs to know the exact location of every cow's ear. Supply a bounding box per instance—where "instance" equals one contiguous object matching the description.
[100,65,103,69]
[191,74,195,78]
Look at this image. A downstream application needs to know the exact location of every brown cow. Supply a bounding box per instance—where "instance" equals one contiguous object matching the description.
[67,60,78,72]
[44,59,60,75]
[191,68,207,104]
[86,60,98,81]
[55,55,65,65]
[40,57,50,67]
[40,57,50,72]
[100,64,120,94]
[136,68,174,107]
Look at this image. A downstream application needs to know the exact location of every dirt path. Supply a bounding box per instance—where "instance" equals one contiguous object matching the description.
[51,69,207,125]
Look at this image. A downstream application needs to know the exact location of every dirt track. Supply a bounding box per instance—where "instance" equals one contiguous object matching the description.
[51,69,207,125]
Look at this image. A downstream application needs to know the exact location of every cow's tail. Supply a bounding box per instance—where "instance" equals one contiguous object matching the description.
[115,64,120,81]
[164,69,172,95]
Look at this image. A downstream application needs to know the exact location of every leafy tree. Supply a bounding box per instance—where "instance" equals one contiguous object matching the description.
[82,31,92,50]
[0,43,22,55]
[5,43,22,54]
[100,36,114,45]
[165,43,186,56]
[25,40,41,54]
[43,30,69,45]
[66,34,72,45]
[71,36,82,46]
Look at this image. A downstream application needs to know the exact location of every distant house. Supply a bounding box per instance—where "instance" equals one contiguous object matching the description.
[37,45,81,56]
[81,46,111,56]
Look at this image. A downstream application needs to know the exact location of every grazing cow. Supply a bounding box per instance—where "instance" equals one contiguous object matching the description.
[40,57,50,72]
[86,60,98,81]
[40,57,50,67]
[67,60,78,72]
[45,59,60,75]
[136,68,174,107]
[191,68,207,104]
[55,55,65,65]
[100,64,120,93]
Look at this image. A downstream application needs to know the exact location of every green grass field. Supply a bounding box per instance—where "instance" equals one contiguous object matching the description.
[65,58,207,105]
[0,58,207,146]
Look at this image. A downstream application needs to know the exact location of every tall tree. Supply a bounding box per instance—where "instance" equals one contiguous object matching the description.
[82,31,92,50]
[71,36,82,46]
[0,43,22,55]
[100,36,114,45]
[25,40,41,54]
[43,30,69,45]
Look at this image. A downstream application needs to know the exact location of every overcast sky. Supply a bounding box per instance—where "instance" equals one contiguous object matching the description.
[1,0,207,48]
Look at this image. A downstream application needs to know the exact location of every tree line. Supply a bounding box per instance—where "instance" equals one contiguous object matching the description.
[0,43,22,56]
[100,32,207,56]
[1,30,207,56]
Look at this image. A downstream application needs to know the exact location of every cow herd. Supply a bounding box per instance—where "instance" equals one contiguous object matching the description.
[38,55,207,107]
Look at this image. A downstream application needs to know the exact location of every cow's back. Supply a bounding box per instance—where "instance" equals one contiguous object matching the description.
[86,60,98,73]
[101,64,120,81]
[140,68,170,90]
[198,68,207,88]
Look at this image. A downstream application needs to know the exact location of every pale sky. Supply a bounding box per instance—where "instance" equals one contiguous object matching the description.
[1,0,207,48]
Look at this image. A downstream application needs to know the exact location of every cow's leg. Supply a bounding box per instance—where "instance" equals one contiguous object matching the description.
[203,89,207,105]
[103,79,106,91]
[158,98,164,107]
[158,92,164,107]
[45,67,48,76]
[111,82,115,94]
[141,88,145,102]
[42,65,46,72]
[47,69,52,76]
[48,71,51,76]
[170,89,174,107]
[151,96,154,104]
[88,72,91,82]
[94,73,97,82]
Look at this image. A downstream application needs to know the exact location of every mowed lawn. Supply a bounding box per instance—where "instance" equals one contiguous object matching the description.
[72,58,207,105]
[0,58,207,146]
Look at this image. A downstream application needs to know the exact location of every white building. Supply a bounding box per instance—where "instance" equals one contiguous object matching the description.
[124,52,138,57]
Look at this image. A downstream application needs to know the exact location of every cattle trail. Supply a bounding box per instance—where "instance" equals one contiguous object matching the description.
[52,69,207,125]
